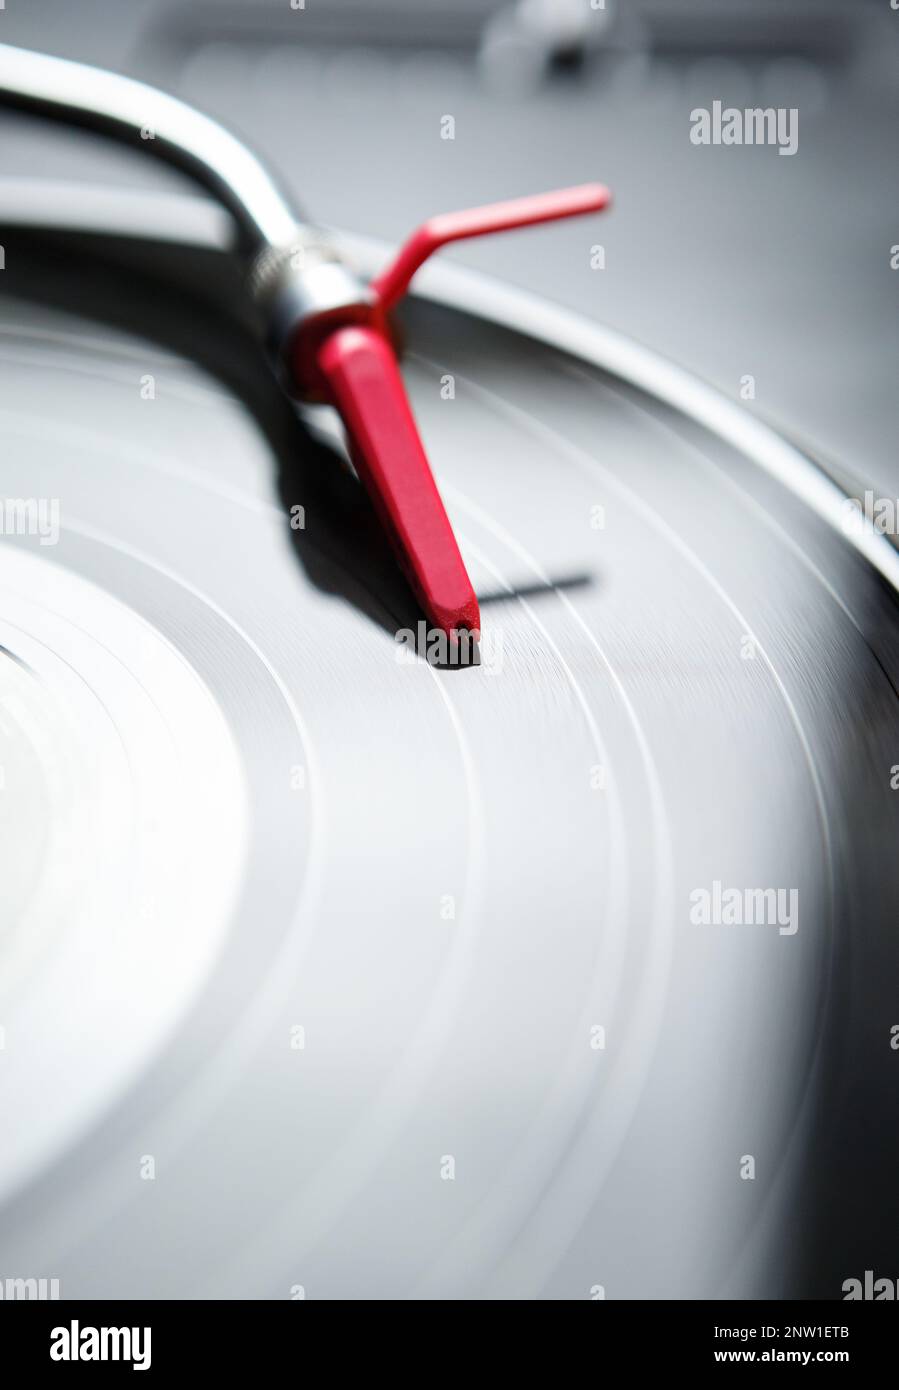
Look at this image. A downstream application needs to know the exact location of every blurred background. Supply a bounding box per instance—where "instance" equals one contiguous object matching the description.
[0,0,896,487]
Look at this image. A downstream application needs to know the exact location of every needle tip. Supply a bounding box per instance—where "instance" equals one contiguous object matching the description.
[427,591,481,640]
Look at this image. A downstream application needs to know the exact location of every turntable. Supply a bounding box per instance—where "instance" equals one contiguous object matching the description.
[0,38,897,1302]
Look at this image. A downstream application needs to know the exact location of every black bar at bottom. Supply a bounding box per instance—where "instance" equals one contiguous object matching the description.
[0,1297,896,1373]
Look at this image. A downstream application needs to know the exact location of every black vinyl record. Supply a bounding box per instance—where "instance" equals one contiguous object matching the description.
[0,180,897,1301]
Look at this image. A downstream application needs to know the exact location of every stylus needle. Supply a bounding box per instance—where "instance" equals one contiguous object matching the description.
[306,183,611,637]
[317,325,482,636]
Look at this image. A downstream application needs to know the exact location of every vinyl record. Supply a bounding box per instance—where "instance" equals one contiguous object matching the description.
[0,188,898,1300]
